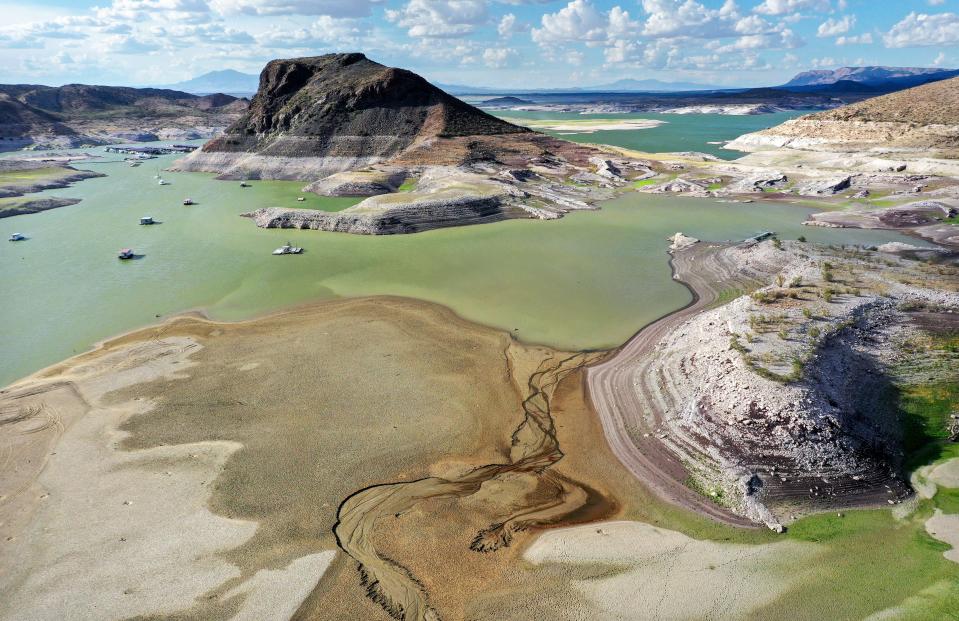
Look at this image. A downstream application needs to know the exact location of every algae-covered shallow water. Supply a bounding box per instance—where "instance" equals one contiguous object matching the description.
[489,109,805,159]
[0,146,922,387]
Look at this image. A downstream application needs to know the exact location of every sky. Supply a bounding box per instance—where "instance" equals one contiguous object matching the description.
[0,0,957,88]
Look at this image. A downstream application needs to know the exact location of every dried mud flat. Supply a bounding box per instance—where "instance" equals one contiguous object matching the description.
[0,295,700,621]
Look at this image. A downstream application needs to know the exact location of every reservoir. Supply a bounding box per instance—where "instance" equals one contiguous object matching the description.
[0,147,922,386]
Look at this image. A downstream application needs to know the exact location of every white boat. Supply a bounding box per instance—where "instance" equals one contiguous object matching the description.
[182,198,194,205]
[118,248,134,259]
[9,233,25,241]
[158,179,168,186]
[240,181,250,188]
[272,243,303,255]
[139,216,155,225]
[296,197,305,202]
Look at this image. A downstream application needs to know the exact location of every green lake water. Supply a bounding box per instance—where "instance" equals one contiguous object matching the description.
[0,146,921,387]
[491,110,805,159]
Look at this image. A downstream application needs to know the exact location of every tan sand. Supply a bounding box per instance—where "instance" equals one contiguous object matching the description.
[524,520,818,620]
[928,458,959,490]
[925,509,959,564]
[504,118,665,133]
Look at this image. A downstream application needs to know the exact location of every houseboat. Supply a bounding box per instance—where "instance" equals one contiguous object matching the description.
[139,216,155,225]
[272,243,303,255]
[183,198,194,206]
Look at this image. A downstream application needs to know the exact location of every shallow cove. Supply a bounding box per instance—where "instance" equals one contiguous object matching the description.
[0,147,923,387]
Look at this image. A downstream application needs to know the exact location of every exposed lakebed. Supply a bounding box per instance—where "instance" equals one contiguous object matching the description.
[0,145,921,387]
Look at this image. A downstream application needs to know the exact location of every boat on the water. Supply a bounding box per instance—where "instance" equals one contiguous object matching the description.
[240,181,250,188]
[272,243,303,255]
[118,248,135,259]
[297,197,305,202]
[139,216,155,225]
[158,179,168,186]
[182,198,194,205]
[9,233,25,241]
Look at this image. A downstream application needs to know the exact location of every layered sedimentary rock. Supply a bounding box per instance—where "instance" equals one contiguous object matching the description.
[728,77,959,157]
[242,167,610,234]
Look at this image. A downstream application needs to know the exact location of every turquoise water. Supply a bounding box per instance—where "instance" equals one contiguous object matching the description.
[491,110,805,159]
[0,145,922,387]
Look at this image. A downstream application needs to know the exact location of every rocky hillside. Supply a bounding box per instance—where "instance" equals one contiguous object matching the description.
[727,76,959,157]
[177,53,533,179]
[0,84,247,151]
[595,238,959,528]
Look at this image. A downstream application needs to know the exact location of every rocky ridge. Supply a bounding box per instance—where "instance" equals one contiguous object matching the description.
[0,84,247,151]
[727,76,959,157]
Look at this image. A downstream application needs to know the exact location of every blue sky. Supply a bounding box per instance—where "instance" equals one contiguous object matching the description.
[1,0,957,88]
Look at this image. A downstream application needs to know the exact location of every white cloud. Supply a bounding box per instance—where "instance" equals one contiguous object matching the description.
[835,32,872,45]
[497,13,528,38]
[257,16,361,48]
[210,0,380,18]
[531,0,616,45]
[817,15,854,38]
[754,0,830,16]
[640,0,742,39]
[386,0,488,38]
[482,47,517,68]
[933,51,947,65]
[884,12,959,48]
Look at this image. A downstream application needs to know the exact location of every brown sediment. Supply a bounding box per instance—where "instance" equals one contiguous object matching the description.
[331,348,605,620]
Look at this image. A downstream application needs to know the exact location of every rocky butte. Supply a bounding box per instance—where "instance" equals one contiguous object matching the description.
[173,53,653,234]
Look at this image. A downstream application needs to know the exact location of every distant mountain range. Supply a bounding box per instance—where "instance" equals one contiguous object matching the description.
[437,78,722,95]
[782,66,958,89]
[159,69,260,96]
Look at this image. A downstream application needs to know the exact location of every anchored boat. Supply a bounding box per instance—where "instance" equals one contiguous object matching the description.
[139,216,155,225]
[118,248,135,260]
[9,233,25,241]
[272,243,303,255]
[158,178,168,186]
[182,198,194,205]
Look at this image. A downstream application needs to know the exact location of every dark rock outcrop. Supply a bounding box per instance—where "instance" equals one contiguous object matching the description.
[199,53,529,161]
